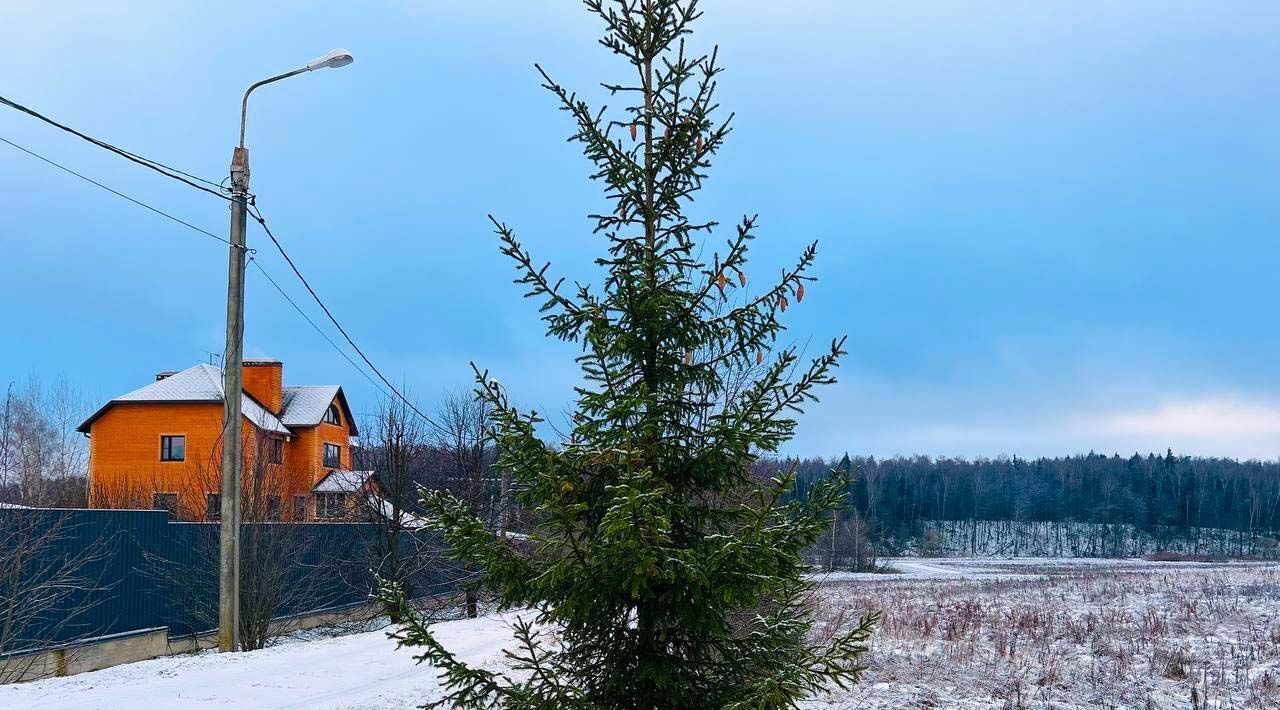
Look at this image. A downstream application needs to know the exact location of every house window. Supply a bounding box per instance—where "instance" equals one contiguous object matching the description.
[267,438,284,465]
[205,493,221,521]
[153,492,178,515]
[324,403,341,425]
[293,495,308,521]
[266,495,282,521]
[323,442,341,468]
[160,435,185,462]
[315,492,347,520]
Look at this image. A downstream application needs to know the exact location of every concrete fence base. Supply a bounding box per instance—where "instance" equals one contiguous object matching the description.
[2,627,170,683]
[2,602,381,684]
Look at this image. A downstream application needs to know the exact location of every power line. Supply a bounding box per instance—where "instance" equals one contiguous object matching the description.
[246,202,449,435]
[248,257,396,403]
[2,99,447,435]
[0,135,241,249]
[2,132,251,455]
[0,94,224,191]
[0,94,230,201]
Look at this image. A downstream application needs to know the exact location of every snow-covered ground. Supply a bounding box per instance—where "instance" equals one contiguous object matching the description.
[7,559,1279,709]
[812,558,1036,582]
[0,612,528,710]
[808,558,1280,709]
[811,556,1275,582]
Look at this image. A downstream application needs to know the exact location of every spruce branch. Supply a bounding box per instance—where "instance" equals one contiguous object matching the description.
[379,581,514,709]
[491,217,593,342]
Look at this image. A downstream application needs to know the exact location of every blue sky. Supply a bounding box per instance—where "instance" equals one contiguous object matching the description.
[3,1,1280,459]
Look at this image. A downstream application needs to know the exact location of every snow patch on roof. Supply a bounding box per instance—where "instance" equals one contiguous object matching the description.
[115,363,223,402]
[107,364,289,434]
[312,469,376,492]
[280,385,340,427]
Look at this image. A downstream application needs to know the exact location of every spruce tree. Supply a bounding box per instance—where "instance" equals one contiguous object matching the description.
[382,2,877,707]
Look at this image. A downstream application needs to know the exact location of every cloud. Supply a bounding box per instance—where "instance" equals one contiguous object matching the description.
[791,376,1280,460]
[1101,398,1280,438]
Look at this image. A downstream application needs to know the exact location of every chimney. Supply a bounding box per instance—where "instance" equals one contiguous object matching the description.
[242,358,283,414]
[155,371,178,381]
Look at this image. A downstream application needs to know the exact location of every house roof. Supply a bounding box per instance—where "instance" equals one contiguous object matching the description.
[312,469,377,492]
[280,385,340,427]
[77,363,291,434]
[279,385,358,436]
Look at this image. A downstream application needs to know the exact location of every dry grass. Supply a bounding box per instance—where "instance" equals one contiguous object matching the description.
[807,560,1280,709]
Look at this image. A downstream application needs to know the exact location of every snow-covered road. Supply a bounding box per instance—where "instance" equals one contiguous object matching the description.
[0,613,524,710]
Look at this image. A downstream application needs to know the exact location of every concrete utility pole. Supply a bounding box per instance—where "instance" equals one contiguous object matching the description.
[217,49,354,653]
[217,144,249,654]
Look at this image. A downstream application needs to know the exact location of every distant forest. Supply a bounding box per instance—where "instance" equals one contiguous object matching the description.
[782,451,1280,550]
[5,370,1280,556]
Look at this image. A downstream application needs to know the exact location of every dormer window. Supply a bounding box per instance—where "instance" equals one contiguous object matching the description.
[324,403,341,425]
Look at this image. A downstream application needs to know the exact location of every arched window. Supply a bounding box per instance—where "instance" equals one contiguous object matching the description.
[324,403,340,425]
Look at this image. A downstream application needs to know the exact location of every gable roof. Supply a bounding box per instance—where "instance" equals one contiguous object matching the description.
[77,364,290,434]
[280,385,358,435]
[281,385,338,426]
[312,469,378,493]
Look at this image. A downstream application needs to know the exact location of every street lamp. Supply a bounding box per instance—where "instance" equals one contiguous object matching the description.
[219,49,354,654]
[238,49,355,147]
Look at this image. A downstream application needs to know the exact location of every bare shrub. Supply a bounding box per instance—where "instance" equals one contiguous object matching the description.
[1161,646,1190,681]
[144,422,354,651]
[0,510,112,682]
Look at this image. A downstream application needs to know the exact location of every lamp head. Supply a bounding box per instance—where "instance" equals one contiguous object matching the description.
[306,49,354,72]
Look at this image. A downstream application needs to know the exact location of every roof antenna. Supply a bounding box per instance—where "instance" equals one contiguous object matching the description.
[205,350,223,367]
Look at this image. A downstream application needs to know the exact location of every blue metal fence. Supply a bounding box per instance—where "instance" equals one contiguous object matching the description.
[0,508,450,652]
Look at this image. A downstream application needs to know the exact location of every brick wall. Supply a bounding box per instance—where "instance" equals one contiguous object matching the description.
[87,399,355,520]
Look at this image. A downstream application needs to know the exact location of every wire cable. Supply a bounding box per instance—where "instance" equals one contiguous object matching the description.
[0,94,230,201]
[0,135,243,250]
[1,103,448,435]
[1,133,251,460]
[2,127,451,444]
[249,257,398,404]
[246,202,449,435]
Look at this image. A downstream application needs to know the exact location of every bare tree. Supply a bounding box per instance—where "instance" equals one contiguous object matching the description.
[353,395,462,621]
[0,510,112,682]
[146,420,343,651]
[0,377,91,508]
[431,390,500,618]
[360,395,424,573]
[238,424,318,649]
[435,390,499,523]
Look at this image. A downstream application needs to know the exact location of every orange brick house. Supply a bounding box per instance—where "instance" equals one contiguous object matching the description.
[78,359,375,521]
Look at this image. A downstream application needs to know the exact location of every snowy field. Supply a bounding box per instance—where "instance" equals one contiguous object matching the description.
[808,558,1280,709]
[5,558,1279,709]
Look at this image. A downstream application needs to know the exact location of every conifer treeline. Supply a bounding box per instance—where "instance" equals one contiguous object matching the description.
[782,450,1280,541]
